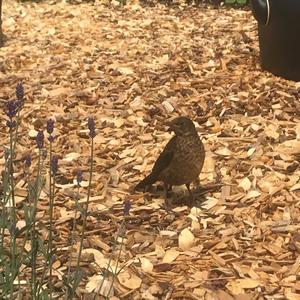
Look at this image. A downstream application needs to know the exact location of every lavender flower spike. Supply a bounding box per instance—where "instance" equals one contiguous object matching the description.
[123,199,131,216]
[76,170,83,186]
[16,82,24,109]
[47,119,54,135]
[6,120,16,130]
[16,82,24,101]
[24,154,32,168]
[36,130,44,149]
[51,155,59,175]
[88,116,96,138]
[6,100,18,119]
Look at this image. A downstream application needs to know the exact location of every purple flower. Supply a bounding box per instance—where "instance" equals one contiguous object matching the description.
[24,154,32,168]
[123,199,131,216]
[17,100,24,110]
[76,170,83,185]
[46,119,54,135]
[16,82,24,101]
[16,83,24,109]
[47,119,55,142]
[6,120,16,129]
[42,149,47,159]
[5,100,18,119]
[51,155,59,175]
[88,117,96,138]
[48,135,55,143]
[36,130,44,149]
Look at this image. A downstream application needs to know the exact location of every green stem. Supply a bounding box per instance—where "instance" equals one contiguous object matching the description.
[37,144,55,299]
[9,127,17,300]
[31,149,43,299]
[16,169,33,284]
[65,184,80,300]
[12,111,21,154]
[94,220,126,300]
[106,221,125,298]
[72,137,94,299]
[0,150,10,254]
[48,144,53,300]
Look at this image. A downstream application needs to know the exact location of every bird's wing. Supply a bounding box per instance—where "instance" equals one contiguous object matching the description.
[134,136,176,190]
[150,136,176,177]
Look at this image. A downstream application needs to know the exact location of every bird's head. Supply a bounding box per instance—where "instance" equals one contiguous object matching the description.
[167,116,197,136]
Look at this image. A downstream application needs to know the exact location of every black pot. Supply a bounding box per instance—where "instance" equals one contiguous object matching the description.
[251,0,300,81]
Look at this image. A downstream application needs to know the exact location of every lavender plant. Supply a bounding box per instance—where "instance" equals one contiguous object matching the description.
[0,83,38,299]
[65,170,83,299]
[29,130,46,298]
[3,94,21,299]
[1,86,128,300]
[47,120,56,298]
[66,116,96,299]
[0,84,54,299]
[93,199,132,299]
[37,119,58,299]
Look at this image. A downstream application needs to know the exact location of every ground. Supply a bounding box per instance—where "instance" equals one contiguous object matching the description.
[0,0,300,299]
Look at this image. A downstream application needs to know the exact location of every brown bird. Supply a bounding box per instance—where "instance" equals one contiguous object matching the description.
[135,116,205,206]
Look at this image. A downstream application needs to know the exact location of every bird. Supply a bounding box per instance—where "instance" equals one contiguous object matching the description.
[135,116,205,206]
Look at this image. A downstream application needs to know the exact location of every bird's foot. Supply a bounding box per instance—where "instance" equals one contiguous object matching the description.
[162,195,173,211]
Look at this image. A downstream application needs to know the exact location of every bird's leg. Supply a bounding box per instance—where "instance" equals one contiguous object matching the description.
[163,183,168,198]
[163,182,171,209]
[186,183,195,206]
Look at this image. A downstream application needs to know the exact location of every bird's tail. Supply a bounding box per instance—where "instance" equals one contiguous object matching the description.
[135,173,157,191]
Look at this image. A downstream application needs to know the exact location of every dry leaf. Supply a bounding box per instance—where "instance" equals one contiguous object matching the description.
[226,278,261,294]
[86,275,113,297]
[215,147,232,156]
[162,249,180,263]
[140,257,153,273]
[118,271,142,289]
[178,228,195,251]
[238,177,251,191]
[201,197,219,210]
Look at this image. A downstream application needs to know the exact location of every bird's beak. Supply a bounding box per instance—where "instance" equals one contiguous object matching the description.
[166,120,178,132]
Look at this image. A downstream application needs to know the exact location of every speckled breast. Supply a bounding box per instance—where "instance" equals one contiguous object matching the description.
[159,135,205,186]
